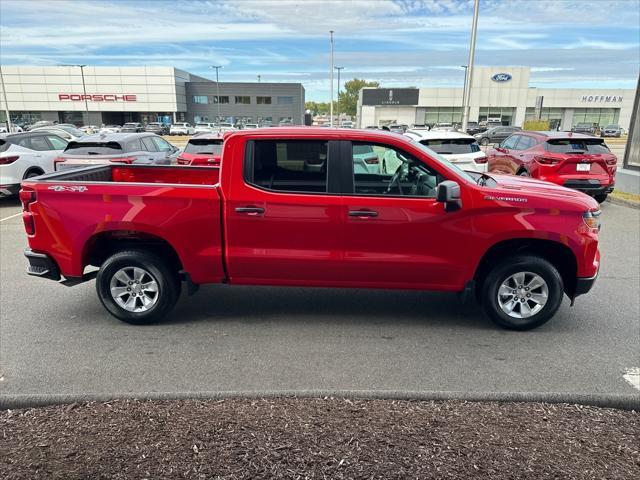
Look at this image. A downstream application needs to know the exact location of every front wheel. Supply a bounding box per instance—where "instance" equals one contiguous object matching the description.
[96,250,180,324]
[594,193,608,203]
[480,255,564,330]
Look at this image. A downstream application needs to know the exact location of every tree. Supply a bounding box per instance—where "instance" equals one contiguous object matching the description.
[305,101,331,115]
[338,79,380,117]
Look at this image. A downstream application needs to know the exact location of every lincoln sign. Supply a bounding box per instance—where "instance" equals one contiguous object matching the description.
[58,94,137,102]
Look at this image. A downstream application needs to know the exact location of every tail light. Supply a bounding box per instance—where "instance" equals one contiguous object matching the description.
[535,156,560,165]
[20,188,36,235]
[364,157,379,164]
[109,156,136,164]
[0,155,20,165]
[176,156,190,165]
[474,155,488,164]
[583,209,601,231]
[53,157,66,169]
[605,157,617,165]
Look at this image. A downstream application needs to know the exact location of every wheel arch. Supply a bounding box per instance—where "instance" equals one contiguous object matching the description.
[474,238,578,298]
[23,166,45,179]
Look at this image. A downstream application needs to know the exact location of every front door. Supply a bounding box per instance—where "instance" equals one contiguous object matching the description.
[339,141,473,291]
[225,139,344,285]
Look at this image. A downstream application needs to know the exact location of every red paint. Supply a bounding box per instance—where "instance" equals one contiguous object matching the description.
[177,153,222,167]
[58,93,137,102]
[21,128,600,296]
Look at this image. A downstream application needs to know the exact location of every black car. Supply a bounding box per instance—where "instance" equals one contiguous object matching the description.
[145,122,169,135]
[465,121,485,136]
[120,122,144,133]
[474,126,521,146]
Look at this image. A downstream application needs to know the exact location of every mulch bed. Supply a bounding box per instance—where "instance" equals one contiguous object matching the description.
[1,398,638,479]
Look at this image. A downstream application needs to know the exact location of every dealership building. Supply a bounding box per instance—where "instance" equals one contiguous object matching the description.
[357,66,635,131]
[0,65,305,127]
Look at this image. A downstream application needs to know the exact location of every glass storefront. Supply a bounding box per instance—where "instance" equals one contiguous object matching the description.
[525,107,564,130]
[424,107,462,126]
[572,108,619,127]
[478,107,515,125]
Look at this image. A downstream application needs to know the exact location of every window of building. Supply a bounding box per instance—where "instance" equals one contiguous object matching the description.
[247,140,328,193]
[478,107,515,125]
[571,108,620,128]
[235,96,251,104]
[277,96,294,105]
[258,116,273,126]
[424,107,462,126]
[193,95,209,104]
[256,96,272,105]
[351,143,441,198]
[213,96,230,104]
[279,116,293,125]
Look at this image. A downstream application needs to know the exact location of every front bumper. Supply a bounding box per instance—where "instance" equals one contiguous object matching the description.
[562,180,614,196]
[24,248,61,281]
[574,272,598,297]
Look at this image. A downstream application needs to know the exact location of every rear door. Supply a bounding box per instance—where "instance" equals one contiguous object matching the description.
[224,138,344,285]
[338,140,473,290]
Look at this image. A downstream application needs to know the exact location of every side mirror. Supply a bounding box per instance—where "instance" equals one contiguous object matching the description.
[436,180,462,212]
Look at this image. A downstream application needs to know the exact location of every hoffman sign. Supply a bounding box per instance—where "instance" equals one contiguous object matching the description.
[58,94,137,102]
[581,95,622,103]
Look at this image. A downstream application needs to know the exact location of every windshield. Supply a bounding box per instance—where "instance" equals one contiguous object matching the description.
[184,139,223,155]
[420,138,480,154]
[545,139,610,154]
[64,141,123,155]
[605,125,618,129]
[411,139,475,183]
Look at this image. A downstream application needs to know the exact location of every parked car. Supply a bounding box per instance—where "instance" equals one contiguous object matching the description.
[432,123,455,132]
[571,123,598,135]
[352,144,381,173]
[99,125,121,134]
[0,124,24,133]
[486,131,616,203]
[384,124,405,134]
[465,121,485,136]
[145,122,170,135]
[79,125,99,134]
[194,123,217,134]
[54,133,180,170]
[22,127,601,331]
[474,126,521,146]
[170,122,195,135]
[243,123,259,129]
[600,124,621,138]
[120,122,144,133]
[31,125,86,141]
[340,121,354,128]
[404,130,487,172]
[25,121,56,131]
[217,123,236,134]
[177,134,223,166]
[0,131,68,197]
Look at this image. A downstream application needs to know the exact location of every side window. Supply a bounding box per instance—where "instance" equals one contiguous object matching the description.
[25,136,51,151]
[151,136,173,152]
[516,136,535,150]
[352,143,441,198]
[248,140,328,193]
[128,139,143,152]
[141,137,158,152]
[501,135,520,150]
[46,135,68,150]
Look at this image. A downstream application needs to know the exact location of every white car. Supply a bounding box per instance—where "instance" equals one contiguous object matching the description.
[31,126,86,142]
[194,122,217,134]
[0,131,68,197]
[217,122,237,133]
[403,130,487,173]
[0,124,23,133]
[169,122,195,135]
[341,121,354,128]
[243,123,259,129]
[80,125,99,134]
[99,125,121,134]
[431,122,456,132]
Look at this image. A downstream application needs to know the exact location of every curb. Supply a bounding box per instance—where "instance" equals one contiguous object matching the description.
[607,196,640,209]
[1,390,638,411]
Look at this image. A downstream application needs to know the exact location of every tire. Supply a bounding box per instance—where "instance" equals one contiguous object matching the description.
[480,137,490,146]
[24,170,44,179]
[517,169,531,177]
[480,255,564,330]
[96,250,180,325]
[594,193,608,204]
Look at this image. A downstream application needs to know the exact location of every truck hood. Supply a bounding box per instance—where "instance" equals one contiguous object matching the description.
[490,173,599,209]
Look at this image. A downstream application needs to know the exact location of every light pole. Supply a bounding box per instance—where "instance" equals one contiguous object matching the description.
[461,0,479,133]
[335,66,343,124]
[329,30,334,127]
[61,64,88,125]
[460,65,468,128]
[210,65,223,123]
[0,66,13,132]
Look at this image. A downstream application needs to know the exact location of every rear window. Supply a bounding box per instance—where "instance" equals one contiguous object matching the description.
[545,139,610,154]
[0,139,8,153]
[184,139,223,155]
[419,138,480,154]
[64,141,123,155]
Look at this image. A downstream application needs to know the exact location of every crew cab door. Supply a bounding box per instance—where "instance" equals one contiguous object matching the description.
[338,141,473,290]
[224,139,344,284]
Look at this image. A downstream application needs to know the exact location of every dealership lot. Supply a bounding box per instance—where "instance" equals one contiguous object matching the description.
[0,197,638,398]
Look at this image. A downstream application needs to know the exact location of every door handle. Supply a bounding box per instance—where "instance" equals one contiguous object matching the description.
[235,206,265,214]
[348,209,378,218]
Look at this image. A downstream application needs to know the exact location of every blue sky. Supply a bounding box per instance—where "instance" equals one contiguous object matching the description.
[1,0,638,100]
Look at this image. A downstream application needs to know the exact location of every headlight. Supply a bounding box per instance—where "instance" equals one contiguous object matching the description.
[583,209,601,231]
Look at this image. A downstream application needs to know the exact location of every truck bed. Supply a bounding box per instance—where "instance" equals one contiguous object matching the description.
[21,164,225,285]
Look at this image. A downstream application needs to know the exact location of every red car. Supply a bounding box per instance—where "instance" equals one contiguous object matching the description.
[21,128,600,330]
[176,134,223,166]
[486,131,616,203]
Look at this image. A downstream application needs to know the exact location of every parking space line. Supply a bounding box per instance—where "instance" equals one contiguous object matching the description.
[0,212,22,222]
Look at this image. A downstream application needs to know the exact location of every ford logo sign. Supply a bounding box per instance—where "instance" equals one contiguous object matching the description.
[491,73,512,82]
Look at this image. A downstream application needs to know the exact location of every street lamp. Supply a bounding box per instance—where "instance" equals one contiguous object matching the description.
[335,66,343,124]
[461,0,479,132]
[460,65,468,127]
[329,30,334,127]
[62,64,88,125]
[210,65,223,123]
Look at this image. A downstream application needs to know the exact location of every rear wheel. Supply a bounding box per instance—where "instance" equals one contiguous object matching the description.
[96,250,180,325]
[517,169,531,177]
[594,193,608,203]
[480,255,564,330]
[480,138,490,146]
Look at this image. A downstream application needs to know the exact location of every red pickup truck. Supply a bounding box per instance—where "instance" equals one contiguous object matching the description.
[20,128,601,330]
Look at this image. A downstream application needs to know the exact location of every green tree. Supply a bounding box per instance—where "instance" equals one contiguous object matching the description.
[338,79,380,117]
[305,101,331,115]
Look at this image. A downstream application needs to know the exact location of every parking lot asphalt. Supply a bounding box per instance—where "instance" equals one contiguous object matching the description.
[0,198,638,399]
